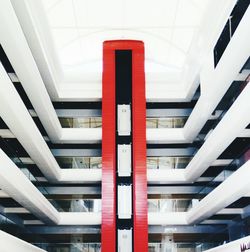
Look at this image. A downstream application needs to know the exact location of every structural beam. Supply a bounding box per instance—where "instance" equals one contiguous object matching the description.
[0,231,45,252]
[184,4,250,142]
[1,0,247,146]
[0,149,59,224]
[149,160,250,225]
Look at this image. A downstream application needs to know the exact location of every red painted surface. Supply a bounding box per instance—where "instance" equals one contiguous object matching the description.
[131,42,148,252]
[101,42,116,252]
[102,40,148,252]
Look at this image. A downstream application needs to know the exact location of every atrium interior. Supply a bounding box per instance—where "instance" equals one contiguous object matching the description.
[0,0,250,251]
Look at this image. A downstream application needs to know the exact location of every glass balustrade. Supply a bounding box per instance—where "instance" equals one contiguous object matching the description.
[59,117,188,129]
[147,157,192,169]
[194,215,250,251]
[47,199,102,213]
[59,117,102,128]
[34,243,101,252]
[148,199,199,213]
[0,213,15,225]
[148,242,221,252]
[0,138,64,211]
[197,147,250,199]
[56,157,102,169]
[146,117,187,128]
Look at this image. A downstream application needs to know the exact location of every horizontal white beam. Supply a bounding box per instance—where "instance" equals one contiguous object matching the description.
[217,208,243,215]
[185,81,250,182]
[4,207,30,214]
[184,4,250,142]
[0,149,59,224]
[0,61,101,182]
[0,0,249,187]
[1,0,246,145]
[10,0,237,103]
[148,212,188,225]
[146,128,186,144]
[4,53,249,184]
[1,148,249,226]
[0,231,45,252]
[0,129,15,138]
[148,76,250,183]
[59,212,101,225]
[187,161,250,224]
[149,161,250,225]
[0,150,103,225]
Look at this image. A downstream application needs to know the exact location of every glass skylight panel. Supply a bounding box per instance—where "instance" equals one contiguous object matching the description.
[39,0,209,80]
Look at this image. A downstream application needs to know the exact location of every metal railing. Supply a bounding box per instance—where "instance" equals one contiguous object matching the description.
[34,243,101,252]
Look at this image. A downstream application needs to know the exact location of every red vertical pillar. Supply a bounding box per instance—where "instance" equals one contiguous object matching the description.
[102,40,147,252]
[132,42,148,252]
[101,42,116,252]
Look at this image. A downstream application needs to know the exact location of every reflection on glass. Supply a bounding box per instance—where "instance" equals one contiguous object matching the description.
[59,117,102,128]
[197,147,250,199]
[146,117,187,128]
[148,242,220,252]
[0,214,15,225]
[148,199,198,212]
[35,243,101,252]
[147,157,192,169]
[48,199,102,213]
[56,157,102,169]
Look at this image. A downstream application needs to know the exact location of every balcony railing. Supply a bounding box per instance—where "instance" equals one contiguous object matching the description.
[148,199,198,213]
[197,146,250,199]
[59,117,102,128]
[48,199,102,213]
[146,117,187,128]
[55,156,102,169]
[148,242,221,252]
[35,243,101,252]
[147,156,192,169]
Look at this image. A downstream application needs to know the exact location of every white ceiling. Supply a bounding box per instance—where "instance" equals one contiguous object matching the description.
[39,0,210,78]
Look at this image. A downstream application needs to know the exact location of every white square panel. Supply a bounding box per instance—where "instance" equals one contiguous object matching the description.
[124,0,178,27]
[42,0,62,11]
[74,0,123,27]
[175,0,202,26]
[51,28,78,50]
[172,28,196,52]
[38,0,209,80]
[45,0,76,27]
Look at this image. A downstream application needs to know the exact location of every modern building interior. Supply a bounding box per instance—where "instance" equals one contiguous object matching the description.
[0,0,250,251]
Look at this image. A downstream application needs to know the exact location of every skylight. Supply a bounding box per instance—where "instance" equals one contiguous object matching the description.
[38,0,210,79]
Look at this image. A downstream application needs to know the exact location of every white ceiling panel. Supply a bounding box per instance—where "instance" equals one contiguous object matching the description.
[39,0,212,81]
[46,0,76,27]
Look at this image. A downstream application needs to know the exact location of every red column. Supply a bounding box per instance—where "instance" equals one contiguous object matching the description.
[102,40,148,252]
[101,42,116,252]
[132,42,148,252]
